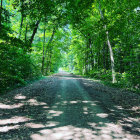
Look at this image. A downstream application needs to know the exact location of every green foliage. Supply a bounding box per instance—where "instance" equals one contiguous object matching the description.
[0,0,140,93]
[61,1,140,92]
[0,41,41,93]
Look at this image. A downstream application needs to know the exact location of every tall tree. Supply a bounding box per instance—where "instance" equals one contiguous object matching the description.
[0,0,3,31]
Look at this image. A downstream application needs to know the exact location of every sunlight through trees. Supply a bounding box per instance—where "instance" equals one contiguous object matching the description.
[0,0,140,93]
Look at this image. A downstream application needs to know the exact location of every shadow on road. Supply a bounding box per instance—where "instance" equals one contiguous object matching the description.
[0,73,139,139]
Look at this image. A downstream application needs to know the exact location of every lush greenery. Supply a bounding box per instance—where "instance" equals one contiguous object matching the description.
[0,0,140,93]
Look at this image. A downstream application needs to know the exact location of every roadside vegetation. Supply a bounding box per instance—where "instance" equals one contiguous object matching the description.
[0,0,140,93]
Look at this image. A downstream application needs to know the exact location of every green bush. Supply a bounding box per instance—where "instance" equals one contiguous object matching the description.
[0,43,41,93]
[89,69,112,81]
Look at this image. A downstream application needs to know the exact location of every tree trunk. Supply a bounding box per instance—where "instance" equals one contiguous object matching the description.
[25,24,28,42]
[99,2,116,83]
[45,28,55,74]
[91,48,94,70]
[29,20,40,50]
[41,27,46,74]
[103,42,106,69]
[89,39,94,71]
[85,36,90,74]
[19,14,24,39]
[0,0,3,31]
[19,0,24,39]
[45,28,55,57]
[85,48,88,74]
[89,37,92,72]
[48,47,53,72]
[106,30,116,83]
[97,47,100,69]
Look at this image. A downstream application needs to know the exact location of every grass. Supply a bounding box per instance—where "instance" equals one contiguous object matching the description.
[73,71,140,94]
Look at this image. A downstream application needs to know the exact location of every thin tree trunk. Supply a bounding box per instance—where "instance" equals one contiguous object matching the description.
[19,0,24,39]
[99,2,116,83]
[106,30,116,83]
[91,48,94,70]
[89,37,93,72]
[25,24,28,42]
[45,28,55,56]
[118,48,124,73]
[85,37,90,74]
[29,20,40,50]
[103,43,106,69]
[85,48,88,74]
[89,39,94,71]
[0,0,3,31]
[45,28,56,74]
[41,27,46,74]
[48,48,53,72]
[106,45,109,70]
[97,47,100,69]
[19,14,24,39]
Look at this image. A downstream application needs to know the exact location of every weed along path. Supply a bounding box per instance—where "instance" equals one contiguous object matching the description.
[0,72,140,140]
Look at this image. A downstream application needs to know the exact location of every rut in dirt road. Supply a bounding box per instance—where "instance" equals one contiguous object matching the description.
[0,72,140,140]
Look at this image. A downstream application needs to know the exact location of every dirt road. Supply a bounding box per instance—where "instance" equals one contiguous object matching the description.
[0,72,139,140]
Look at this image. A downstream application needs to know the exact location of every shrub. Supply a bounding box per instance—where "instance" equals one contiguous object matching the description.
[0,43,41,93]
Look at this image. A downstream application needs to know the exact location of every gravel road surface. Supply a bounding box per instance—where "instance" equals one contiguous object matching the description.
[0,72,139,140]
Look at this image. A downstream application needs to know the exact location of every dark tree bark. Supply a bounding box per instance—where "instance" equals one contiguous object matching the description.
[85,34,91,74]
[48,47,53,72]
[88,37,92,72]
[41,27,46,74]
[102,43,106,69]
[19,14,24,39]
[85,45,88,74]
[25,24,28,42]
[105,45,110,70]
[45,28,56,74]
[45,28,55,55]
[19,0,24,39]
[0,0,3,31]
[29,20,40,50]
[89,39,94,71]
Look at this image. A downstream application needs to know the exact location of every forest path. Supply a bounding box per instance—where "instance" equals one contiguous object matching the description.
[0,72,139,140]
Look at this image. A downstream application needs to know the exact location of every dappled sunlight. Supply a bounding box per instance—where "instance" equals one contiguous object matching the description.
[27,98,47,106]
[0,125,20,132]
[82,100,91,103]
[115,105,123,110]
[87,122,134,139]
[46,121,60,127]
[25,123,45,129]
[31,126,94,140]
[14,94,26,100]
[0,90,139,140]
[0,116,32,125]
[0,103,24,109]
[91,103,97,106]
[43,106,49,109]
[47,110,63,117]
[63,101,68,104]
[0,73,139,139]
[96,113,109,118]
[70,101,78,104]
[30,123,134,140]
[120,116,140,125]
[131,106,140,112]
[83,107,88,114]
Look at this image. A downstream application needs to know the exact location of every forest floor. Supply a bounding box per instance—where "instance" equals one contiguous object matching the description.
[0,72,140,140]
